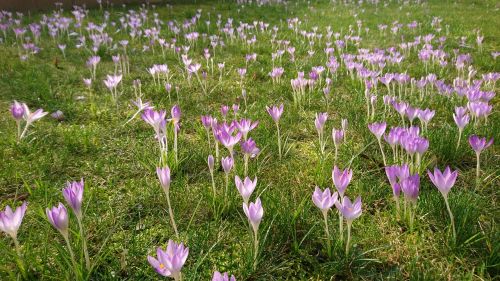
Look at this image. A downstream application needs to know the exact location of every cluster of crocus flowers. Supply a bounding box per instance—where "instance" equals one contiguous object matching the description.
[46,179,89,276]
[312,166,362,256]
[234,175,263,268]
[148,240,189,281]
[383,126,428,168]
[10,101,48,141]
[212,271,236,281]
[103,74,122,102]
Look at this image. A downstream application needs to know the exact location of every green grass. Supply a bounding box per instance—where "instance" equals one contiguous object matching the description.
[0,0,499,280]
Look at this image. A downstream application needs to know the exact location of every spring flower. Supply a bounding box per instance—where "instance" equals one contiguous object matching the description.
[148,240,189,281]
[243,197,264,269]
[0,202,27,240]
[312,186,338,255]
[469,135,493,181]
[221,156,234,174]
[335,196,362,255]
[315,112,328,154]
[212,271,236,281]
[428,166,458,238]
[401,174,420,204]
[332,166,353,197]
[157,166,178,237]
[46,203,69,237]
[235,176,257,204]
[62,179,84,219]
[266,104,284,159]
[368,122,387,165]
[10,101,25,121]
[236,119,258,139]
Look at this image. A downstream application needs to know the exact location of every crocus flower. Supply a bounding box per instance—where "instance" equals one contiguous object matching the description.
[10,101,25,121]
[236,119,258,139]
[243,198,263,235]
[157,167,171,193]
[332,166,353,197]
[428,166,458,238]
[46,203,69,237]
[51,110,64,121]
[171,105,181,126]
[312,187,338,214]
[335,196,362,255]
[235,176,257,204]
[221,156,234,174]
[62,179,84,219]
[0,202,27,240]
[241,138,260,158]
[22,104,48,125]
[469,135,493,180]
[208,155,215,172]
[401,174,420,204]
[266,104,284,123]
[335,196,362,222]
[314,112,328,134]
[427,167,458,198]
[148,240,189,280]
[212,271,236,281]
[368,122,388,165]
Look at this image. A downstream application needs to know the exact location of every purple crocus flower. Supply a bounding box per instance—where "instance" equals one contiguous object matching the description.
[0,202,27,240]
[243,198,264,234]
[235,176,257,204]
[368,122,387,139]
[201,115,213,130]
[221,156,234,174]
[312,187,338,214]
[208,155,215,172]
[469,135,493,180]
[147,240,189,280]
[220,105,229,117]
[10,101,25,120]
[46,203,69,236]
[51,110,64,121]
[468,135,494,154]
[314,112,328,133]
[401,174,420,203]
[212,271,236,281]
[335,196,362,222]
[156,167,171,193]
[427,167,457,198]
[236,119,258,139]
[62,179,84,219]
[332,166,353,197]
[241,138,260,157]
[171,105,181,125]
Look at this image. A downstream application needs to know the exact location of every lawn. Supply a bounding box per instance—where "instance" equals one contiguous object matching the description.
[0,0,499,280]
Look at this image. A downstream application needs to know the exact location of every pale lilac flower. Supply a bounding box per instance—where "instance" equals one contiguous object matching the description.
[221,156,234,174]
[62,179,84,218]
[332,166,353,197]
[0,202,27,240]
[468,135,493,154]
[148,240,189,280]
[212,271,236,281]
[368,122,386,139]
[266,104,284,123]
[10,101,25,120]
[312,187,338,213]
[427,167,457,198]
[235,176,257,204]
[243,198,264,234]
[208,155,215,172]
[401,174,420,203]
[335,196,362,222]
[46,203,69,236]
[156,167,171,193]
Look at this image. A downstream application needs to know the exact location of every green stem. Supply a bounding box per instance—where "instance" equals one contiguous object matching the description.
[276,123,282,160]
[77,218,91,271]
[13,238,28,280]
[253,231,259,270]
[444,197,456,240]
[377,139,387,166]
[339,212,344,241]
[165,189,179,238]
[345,222,352,255]
[322,211,331,257]
[63,234,78,280]
[476,152,481,184]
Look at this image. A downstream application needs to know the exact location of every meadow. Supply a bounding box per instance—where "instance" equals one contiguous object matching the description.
[0,0,499,280]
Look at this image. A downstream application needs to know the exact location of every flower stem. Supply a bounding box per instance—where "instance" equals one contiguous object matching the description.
[345,222,352,256]
[276,123,282,160]
[339,212,344,241]
[165,189,179,238]
[77,218,91,271]
[444,197,456,240]
[377,139,387,166]
[253,231,259,270]
[13,238,28,280]
[63,234,78,279]
[476,152,481,184]
[322,211,331,258]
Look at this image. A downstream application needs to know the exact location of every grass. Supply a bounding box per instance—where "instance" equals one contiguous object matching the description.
[0,0,499,280]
